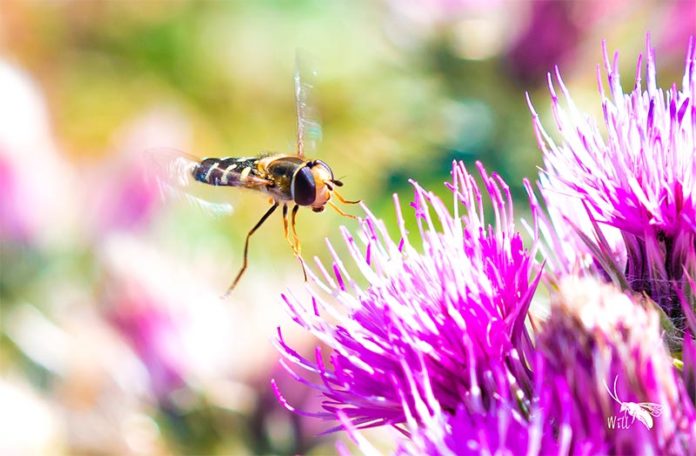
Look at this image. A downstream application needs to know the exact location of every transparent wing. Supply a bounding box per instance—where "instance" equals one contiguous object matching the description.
[294,52,322,158]
[144,147,234,217]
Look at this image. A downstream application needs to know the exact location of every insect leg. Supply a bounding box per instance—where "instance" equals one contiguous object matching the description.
[282,203,300,254]
[329,201,358,219]
[224,202,279,297]
[290,205,301,253]
[290,204,308,282]
[332,190,360,205]
[282,204,290,241]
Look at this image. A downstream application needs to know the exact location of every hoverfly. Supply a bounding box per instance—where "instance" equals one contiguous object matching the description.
[150,58,359,297]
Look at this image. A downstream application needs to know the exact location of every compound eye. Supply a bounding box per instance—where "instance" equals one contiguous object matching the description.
[313,160,334,180]
[291,166,316,206]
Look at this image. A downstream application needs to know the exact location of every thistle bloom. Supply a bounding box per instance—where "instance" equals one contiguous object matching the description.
[277,37,696,454]
[275,161,541,431]
[529,37,696,325]
[537,277,696,454]
[390,277,696,455]
[393,353,560,456]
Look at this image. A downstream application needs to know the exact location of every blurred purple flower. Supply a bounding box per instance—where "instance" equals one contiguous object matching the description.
[505,0,580,86]
[657,2,696,64]
[91,159,159,234]
[529,36,696,327]
[101,236,237,399]
[107,283,189,398]
[0,62,78,244]
[90,108,192,235]
[0,154,26,240]
[274,161,541,432]
[110,297,188,398]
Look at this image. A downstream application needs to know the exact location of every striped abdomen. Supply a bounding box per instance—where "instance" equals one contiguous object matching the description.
[192,157,259,186]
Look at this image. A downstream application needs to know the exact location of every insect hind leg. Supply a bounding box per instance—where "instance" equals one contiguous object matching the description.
[223,202,279,297]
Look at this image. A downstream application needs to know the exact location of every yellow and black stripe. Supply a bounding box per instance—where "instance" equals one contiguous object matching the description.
[192,157,259,186]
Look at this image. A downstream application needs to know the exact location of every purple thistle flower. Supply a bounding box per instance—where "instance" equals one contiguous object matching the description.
[392,352,561,456]
[275,36,696,455]
[529,36,696,326]
[680,273,696,402]
[380,279,696,455]
[505,0,580,86]
[274,161,542,431]
[537,277,696,454]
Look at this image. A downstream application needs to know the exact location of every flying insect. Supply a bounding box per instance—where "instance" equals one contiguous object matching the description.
[151,60,359,296]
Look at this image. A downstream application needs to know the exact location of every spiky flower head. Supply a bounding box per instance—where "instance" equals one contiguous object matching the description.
[274,161,541,431]
[393,353,560,456]
[529,36,696,326]
[276,36,696,455]
[389,276,696,455]
[537,277,696,454]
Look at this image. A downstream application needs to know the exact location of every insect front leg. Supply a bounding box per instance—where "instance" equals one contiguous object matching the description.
[329,201,358,220]
[290,204,308,282]
[290,205,301,254]
[332,190,360,205]
[224,202,279,297]
[282,203,302,259]
[283,204,300,255]
[282,204,290,242]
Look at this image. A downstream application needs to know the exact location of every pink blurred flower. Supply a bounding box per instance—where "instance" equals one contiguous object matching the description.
[0,61,78,244]
[100,236,237,399]
[89,108,192,235]
[505,0,580,85]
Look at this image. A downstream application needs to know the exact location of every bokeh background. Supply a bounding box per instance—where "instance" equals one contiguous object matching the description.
[1,1,694,454]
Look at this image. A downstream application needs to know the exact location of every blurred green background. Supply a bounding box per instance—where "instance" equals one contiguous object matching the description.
[1,1,693,454]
